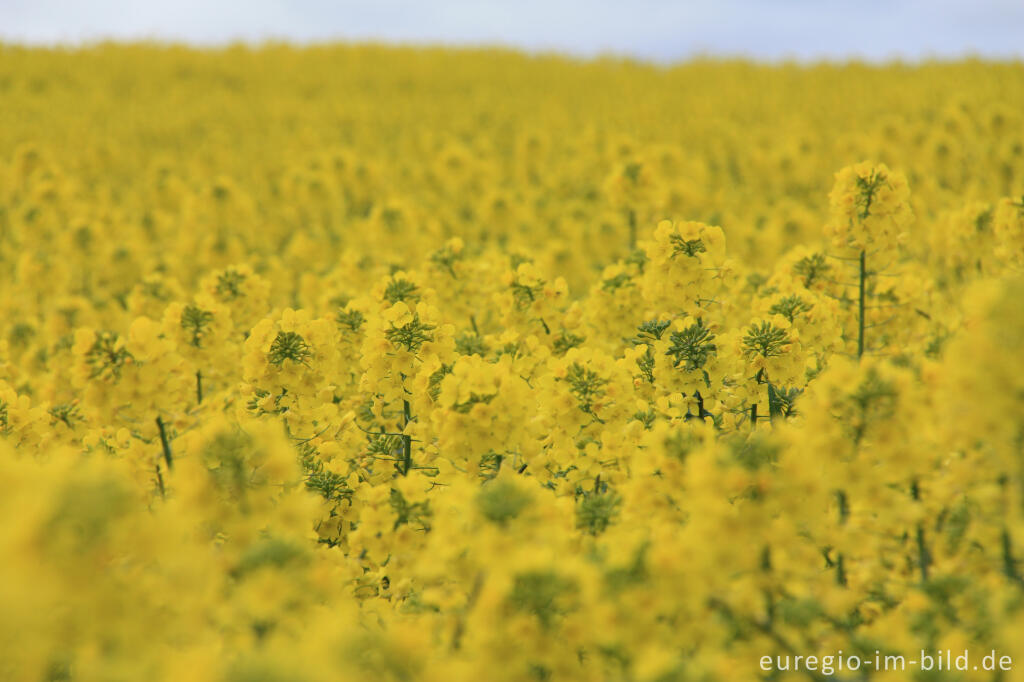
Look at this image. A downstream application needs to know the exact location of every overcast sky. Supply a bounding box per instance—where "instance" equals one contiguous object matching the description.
[1,0,1022,62]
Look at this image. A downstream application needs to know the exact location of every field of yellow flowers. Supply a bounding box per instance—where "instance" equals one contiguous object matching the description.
[2,44,1024,681]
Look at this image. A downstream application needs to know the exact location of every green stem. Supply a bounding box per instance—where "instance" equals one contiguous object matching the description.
[155,463,165,498]
[1002,528,1023,585]
[156,416,173,471]
[196,370,203,405]
[857,249,866,359]
[761,545,774,627]
[916,524,931,582]
[402,398,413,476]
[766,383,782,423]
[836,490,849,587]
[911,479,930,582]
[628,209,637,250]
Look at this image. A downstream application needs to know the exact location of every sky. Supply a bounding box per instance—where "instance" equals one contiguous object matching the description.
[1,0,1022,63]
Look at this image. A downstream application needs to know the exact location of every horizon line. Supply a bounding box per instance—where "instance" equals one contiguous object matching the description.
[2,37,1022,67]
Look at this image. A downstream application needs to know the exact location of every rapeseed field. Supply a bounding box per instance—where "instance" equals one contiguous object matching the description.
[2,45,1024,681]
